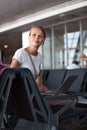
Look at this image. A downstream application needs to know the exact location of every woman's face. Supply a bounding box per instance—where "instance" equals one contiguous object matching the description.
[29,27,44,47]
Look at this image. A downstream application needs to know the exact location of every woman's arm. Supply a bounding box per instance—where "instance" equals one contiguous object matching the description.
[10,59,20,68]
[81,53,87,61]
[81,57,87,61]
[36,73,48,92]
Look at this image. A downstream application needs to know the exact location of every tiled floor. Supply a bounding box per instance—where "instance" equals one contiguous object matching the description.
[14,119,45,130]
[77,120,87,130]
[14,119,87,130]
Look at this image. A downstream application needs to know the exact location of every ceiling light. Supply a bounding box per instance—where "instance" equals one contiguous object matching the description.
[59,14,66,17]
[4,44,8,48]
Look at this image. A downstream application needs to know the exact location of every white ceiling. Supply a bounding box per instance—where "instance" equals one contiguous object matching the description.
[0,0,70,25]
[0,0,87,63]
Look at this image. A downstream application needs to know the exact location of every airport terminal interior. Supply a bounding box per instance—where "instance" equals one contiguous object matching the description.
[0,0,87,70]
[0,0,87,130]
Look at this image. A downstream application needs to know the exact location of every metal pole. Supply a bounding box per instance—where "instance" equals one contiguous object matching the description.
[65,23,68,66]
[51,26,55,69]
[79,20,83,66]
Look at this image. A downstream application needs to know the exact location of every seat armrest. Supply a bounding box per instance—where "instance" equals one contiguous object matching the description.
[44,94,78,107]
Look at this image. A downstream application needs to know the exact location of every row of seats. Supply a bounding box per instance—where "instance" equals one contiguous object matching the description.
[0,68,87,130]
[41,68,87,94]
[41,68,87,129]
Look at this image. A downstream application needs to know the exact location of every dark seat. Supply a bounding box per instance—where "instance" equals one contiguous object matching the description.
[43,69,66,90]
[0,68,15,129]
[41,69,50,86]
[65,68,87,93]
[41,68,87,129]
[1,68,87,130]
[3,68,77,130]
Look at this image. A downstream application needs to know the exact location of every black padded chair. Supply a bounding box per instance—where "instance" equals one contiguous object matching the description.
[43,69,66,90]
[3,68,77,130]
[45,68,87,130]
[41,68,87,129]
[0,68,15,130]
[41,69,50,86]
[1,68,87,130]
[65,68,87,94]
[57,68,87,129]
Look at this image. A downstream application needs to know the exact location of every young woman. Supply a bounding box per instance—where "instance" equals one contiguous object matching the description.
[10,25,48,92]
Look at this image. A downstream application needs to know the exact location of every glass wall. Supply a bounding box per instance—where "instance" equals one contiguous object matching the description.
[42,28,52,69]
[42,18,87,69]
[54,25,65,69]
[82,19,87,67]
[22,18,87,70]
[65,21,80,67]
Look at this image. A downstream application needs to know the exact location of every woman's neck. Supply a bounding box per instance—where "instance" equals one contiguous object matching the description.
[25,46,38,56]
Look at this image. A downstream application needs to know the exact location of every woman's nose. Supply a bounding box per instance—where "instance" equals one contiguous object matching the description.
[34,35,39,39]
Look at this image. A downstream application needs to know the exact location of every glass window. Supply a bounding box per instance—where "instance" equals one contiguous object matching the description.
[54,24,65,69]
[82,18,87,67]
[42,28,52,69]
[65,21,80,67]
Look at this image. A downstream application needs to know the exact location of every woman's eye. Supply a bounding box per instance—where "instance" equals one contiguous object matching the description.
[32,33,44,39]
[32,34,36,37]
[38,35,44,39]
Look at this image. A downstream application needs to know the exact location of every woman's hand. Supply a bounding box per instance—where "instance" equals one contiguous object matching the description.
[36,73,48,92]
[39,85,48,92]
[81,53,87,59]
